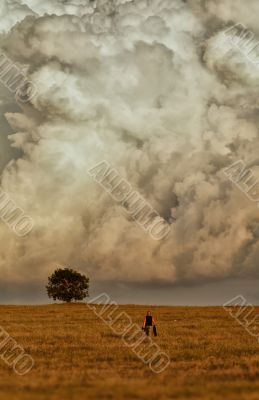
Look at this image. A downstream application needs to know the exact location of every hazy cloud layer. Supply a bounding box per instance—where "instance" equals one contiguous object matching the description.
[0,0,259,290]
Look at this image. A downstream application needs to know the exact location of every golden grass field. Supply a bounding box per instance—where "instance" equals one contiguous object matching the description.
[0,304,259,400]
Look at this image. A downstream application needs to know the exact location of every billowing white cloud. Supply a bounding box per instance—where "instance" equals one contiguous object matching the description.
[0,0,259,287]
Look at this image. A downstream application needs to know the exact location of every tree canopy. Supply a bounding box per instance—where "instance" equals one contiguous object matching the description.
[46,268,89,303]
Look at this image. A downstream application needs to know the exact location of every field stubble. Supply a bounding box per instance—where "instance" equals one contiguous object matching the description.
[0,304,259,400]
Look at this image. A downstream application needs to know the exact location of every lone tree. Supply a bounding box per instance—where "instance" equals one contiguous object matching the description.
[46,268,89,303]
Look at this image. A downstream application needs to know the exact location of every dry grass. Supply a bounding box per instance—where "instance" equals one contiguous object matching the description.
[0,304,259,400]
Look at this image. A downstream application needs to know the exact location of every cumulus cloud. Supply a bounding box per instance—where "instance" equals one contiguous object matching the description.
[0,0,259,288]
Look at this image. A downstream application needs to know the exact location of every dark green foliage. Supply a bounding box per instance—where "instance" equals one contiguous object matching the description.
[46,268,89,302]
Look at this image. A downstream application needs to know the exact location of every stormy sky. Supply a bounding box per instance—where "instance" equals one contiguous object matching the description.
[0,0,259,305]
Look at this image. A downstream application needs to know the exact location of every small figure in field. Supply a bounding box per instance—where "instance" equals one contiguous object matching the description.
[142,310,157,336]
